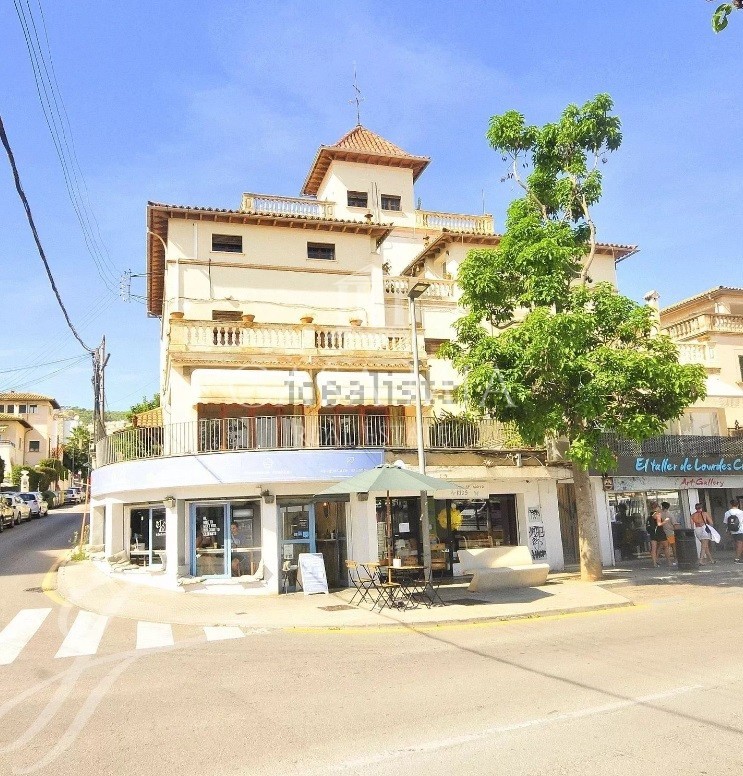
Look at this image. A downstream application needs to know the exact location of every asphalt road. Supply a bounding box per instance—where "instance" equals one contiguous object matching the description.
[1,508,742,776]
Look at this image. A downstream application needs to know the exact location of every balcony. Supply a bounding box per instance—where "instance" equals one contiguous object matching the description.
[664,313,743,340]
[95,415,529,467]
[383,276,456,300]
[415,210,494,234]
[168,319,414,368]
[599,432,743,458]
[241,192,334,220]
[676,343,718,368]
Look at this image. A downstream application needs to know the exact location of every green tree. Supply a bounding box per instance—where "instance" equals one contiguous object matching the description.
[442,94,706,581]
[710,1,742,32]
[37,457,64,489]
[63,425,92,478]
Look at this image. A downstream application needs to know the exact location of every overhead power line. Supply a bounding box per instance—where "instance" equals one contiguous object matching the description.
[0,113,94,353]
[12,0,122,294]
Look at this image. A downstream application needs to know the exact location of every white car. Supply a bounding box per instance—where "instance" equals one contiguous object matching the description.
[17,492,44,518]
[2,493,32,523]
[31,491,49,516]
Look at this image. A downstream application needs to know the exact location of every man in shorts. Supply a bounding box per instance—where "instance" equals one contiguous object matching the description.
[723,499,743,564]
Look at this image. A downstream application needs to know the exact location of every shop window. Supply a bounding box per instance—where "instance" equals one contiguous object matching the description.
[211,234,242,253]
[130,507,167,567]
[380,194,401,212]
[376,497,421,564]
[347,190,368,208]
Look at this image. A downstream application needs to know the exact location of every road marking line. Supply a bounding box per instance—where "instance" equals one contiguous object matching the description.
[136,622,174,650]
[327,684,702,771]
[204,626,244,642]
[0,609,52,665]
[55,611,109,658]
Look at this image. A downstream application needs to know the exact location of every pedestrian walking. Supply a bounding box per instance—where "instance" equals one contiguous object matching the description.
[648,502,672,568]
[659,501,678,560]
[723,499,743,564]
[691,503,716,564]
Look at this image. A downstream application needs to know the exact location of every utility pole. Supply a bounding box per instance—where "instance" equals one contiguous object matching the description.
[91,337,109,445]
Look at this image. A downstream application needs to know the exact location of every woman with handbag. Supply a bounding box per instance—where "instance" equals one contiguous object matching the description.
[648,503,672,568]
[691,503,715,565]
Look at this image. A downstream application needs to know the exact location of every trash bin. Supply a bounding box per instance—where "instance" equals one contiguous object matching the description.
[674,528,698,570]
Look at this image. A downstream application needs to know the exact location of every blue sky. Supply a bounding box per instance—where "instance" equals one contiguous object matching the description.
[0,1,740,410]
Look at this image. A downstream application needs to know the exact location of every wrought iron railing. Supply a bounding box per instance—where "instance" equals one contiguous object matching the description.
[96,415,528,466]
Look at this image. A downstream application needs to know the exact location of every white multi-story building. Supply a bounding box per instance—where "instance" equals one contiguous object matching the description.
[91,125,635,592]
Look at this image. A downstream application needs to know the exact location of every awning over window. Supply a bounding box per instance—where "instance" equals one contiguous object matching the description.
[192,369,313,405]
[316,371,429,407]
[705,375,743,398]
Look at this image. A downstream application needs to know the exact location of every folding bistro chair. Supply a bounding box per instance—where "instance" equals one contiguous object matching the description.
[369,563,403,612]
[345,561,379,607]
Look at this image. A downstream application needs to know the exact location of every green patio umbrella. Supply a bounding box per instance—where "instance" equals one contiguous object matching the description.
[315,464,462,569]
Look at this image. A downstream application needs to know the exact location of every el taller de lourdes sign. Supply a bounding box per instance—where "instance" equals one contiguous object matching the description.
[602,454,743,492]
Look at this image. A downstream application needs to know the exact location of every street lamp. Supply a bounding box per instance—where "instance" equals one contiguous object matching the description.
[408,280,431,574]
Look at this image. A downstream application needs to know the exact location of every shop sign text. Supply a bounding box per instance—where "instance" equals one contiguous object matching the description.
[635,456,743,474]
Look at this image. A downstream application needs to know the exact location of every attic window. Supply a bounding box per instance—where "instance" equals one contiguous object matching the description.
[211,234,243,253]
[381,195,401,212]
[307,242,336,261]
[212,310,242,322]
[347,191,368,208]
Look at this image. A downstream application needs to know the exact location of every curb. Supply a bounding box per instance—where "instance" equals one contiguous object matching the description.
[54,562,635,631]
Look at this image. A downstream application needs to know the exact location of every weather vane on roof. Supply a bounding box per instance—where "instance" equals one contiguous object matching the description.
[349,63,364,126]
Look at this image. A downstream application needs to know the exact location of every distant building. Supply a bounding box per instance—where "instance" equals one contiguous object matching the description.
[0,392,61,482]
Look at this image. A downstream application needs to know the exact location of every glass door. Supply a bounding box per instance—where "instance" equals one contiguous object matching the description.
[278,500,316,593]
[315,501,348,588]
[130,507,167,567]
[192,504,228,577]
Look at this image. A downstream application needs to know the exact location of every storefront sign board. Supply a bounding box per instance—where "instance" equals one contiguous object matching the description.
[433,482,489,501]
[298,553,329,595]
[608,455,743,477]
[609,475,743,492]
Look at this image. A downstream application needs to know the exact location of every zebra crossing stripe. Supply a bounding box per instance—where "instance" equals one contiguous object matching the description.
[0,608,52,665]
[204,626,244,642]
[136,622,174,650]
[55,611,109,658]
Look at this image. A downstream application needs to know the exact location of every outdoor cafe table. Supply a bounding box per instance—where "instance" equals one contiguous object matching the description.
[383,565,427,609]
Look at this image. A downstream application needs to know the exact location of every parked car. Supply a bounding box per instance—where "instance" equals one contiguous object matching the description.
[2,493,32,523]
[0,495,17,531]
[17,492,43,518]
[32,491,50,516]
[64,488,84,504]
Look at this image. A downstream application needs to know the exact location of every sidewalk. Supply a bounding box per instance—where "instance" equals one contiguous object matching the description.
[56,561,632,629]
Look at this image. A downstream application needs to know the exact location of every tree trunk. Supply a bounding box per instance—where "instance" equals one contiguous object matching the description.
[572,466,603,581]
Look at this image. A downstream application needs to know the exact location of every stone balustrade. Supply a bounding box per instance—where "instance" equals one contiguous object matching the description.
[241,192,334,219]
[383,276,456,300]
[169,319,412,356]
[676,342,717,366]
[664,314,743,339]
[415,209,494,234]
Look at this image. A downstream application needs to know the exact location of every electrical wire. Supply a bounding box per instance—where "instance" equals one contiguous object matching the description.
[0,114,95,354]
[0,354,89,393]
[12,1,122,294]
[0,354,87,373]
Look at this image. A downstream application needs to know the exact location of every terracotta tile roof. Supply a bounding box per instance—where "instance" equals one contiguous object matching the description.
[401,231,637,276]
[660,286,743,315]
[302,125,430,196]
[0,413,33,429]
[132,406,163,428]
[0,392,60,409]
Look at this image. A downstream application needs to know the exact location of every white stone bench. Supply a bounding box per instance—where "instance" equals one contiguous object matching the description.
[458,546,550,592]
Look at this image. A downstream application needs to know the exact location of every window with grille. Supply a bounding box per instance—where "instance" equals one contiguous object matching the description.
[347,191,368,208]
[211,234,243,253]
[307,242,335,261]
[381,194,401,211]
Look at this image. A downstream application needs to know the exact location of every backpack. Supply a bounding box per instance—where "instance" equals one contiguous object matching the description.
[728,512,741,533]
